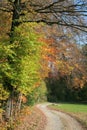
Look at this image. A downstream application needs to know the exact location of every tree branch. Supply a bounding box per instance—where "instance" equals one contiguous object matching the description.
[21,19,87,33]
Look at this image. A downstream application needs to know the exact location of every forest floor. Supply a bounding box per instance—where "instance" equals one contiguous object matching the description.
[14,106,47,130]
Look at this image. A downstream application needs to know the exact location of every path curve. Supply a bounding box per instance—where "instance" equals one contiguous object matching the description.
[37,103,84,130]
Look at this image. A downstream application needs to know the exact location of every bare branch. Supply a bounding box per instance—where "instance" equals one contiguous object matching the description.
[21,18,87,33]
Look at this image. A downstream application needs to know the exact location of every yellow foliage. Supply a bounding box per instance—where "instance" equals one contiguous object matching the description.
[0,84,9,101]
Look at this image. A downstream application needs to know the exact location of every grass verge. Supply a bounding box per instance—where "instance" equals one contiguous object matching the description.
[48,103,87,130]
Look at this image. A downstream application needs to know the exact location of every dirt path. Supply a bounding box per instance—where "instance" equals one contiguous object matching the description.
[37,103,84,130]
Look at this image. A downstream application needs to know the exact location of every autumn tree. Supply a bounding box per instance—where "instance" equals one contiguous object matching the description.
[42,25,87,102]
[0,22,47,125]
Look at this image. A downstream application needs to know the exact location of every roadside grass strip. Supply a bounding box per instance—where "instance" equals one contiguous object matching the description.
[49,103,87,129]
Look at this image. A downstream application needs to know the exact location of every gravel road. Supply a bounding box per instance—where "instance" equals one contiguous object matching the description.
[37,103,84,130]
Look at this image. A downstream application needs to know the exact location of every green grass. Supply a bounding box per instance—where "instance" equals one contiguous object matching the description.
[50,103,87,113]
[49,103,87,129]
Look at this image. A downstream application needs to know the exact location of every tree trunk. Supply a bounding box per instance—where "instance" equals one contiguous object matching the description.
[5,0,22,121]
[6,96,13,119]
[10,0,21,38]
[6,0,21,118]
[18,93,22,112]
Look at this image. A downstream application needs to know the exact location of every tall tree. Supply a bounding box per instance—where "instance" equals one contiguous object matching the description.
[0,22,46,122]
